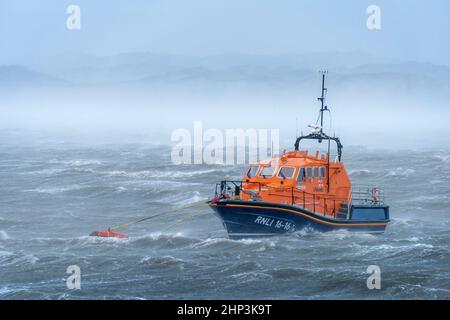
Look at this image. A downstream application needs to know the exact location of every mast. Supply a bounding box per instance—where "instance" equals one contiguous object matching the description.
[318,71,330,193]
[294,71,343,162]
[317,70,328,134]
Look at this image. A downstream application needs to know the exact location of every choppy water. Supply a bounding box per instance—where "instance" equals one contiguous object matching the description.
[1,136,450,299]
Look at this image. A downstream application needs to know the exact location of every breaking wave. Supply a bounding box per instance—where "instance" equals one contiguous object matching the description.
[48,159,102,166]
[348,169,372,176]
[0,230,11,240]
[384,167,416,177]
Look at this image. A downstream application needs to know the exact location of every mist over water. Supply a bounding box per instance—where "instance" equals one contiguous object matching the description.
[1,84,449,150]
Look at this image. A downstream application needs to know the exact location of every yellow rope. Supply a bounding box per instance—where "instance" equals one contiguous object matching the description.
[165,206,208,231]
[109,199,208,231]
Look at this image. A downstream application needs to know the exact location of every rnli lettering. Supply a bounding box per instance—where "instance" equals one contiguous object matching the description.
[254,216,274,227]
[254,216,296,231]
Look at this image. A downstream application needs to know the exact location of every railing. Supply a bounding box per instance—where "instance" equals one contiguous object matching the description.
[351,184,385,206]
[268,187,348,218]
[214,180,243,198]
[214,180,385,219]
[214,180,347,218]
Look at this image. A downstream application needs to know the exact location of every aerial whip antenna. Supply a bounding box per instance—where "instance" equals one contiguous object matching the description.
[317,70,328,142]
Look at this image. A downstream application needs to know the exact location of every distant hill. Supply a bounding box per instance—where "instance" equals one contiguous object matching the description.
[0,65,65,87]
[0,53,449,101]
[27,51,397,84]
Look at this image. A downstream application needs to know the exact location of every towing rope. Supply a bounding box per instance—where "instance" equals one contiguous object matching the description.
[109,199,209,232]
[165,206,209,231]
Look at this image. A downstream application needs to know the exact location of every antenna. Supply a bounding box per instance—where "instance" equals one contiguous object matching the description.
[317,70,328,135]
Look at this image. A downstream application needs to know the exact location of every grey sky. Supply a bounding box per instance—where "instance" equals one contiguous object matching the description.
[0,0,449,65]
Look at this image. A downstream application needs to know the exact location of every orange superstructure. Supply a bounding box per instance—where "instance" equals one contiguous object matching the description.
[240,148,351,218]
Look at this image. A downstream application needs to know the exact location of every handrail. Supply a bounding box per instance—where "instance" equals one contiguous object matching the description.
[214,180,385,218]
[351,184,385,206]
[215,180,348,217]
[267,186,348,216]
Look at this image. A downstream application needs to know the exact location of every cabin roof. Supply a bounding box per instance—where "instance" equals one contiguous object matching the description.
[251,150,330,167]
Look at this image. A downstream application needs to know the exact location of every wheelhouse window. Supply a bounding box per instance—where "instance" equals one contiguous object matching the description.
[296,167,305,182]
[305,167,312,179]
[277,167,295,179]
[246,166,259,178]
[313,167,319,178]
[259,166,276,178]
[320,166,326,178]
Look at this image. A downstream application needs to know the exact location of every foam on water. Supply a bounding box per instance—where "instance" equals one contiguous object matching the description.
[23,185,85,194]
[139,256,185,269]
[348,169,372,176]
[105,168,230,179]
[384,167,416,177]
[434,155,450,162]
[0,230,10,240]
[49,159,102,166]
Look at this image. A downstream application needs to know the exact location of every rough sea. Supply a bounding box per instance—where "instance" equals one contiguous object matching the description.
[1,133,450,299]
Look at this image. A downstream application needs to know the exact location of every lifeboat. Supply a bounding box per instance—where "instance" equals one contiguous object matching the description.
[209,73,390,239]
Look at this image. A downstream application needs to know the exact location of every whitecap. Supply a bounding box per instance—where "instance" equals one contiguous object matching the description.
[0,230,10,240]
[49,159,102,166]
[317,229,377,241]
[175,191,206,206]
[1,253,40,267]
[105,168,229,179]
[0,250,13,257]
[131,232,199,248]
[19,168,66,175]
[23,185,84,194]
[136,231,186,241]
[384,167,416,177]
[434,155,450,162]
[230,271,272,282]
[139,255,184,268]
[192,236,278,250]
[411,243,434,249]
[409,194,447,202]
[115,186,127,193]
[192,237,236,248]
[349,169,371,176]
[0,286,14,297]
[22,254,39,265]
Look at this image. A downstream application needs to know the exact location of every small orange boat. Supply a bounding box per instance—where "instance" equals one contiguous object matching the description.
[209,73,389,239]
[90,230,128,238]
